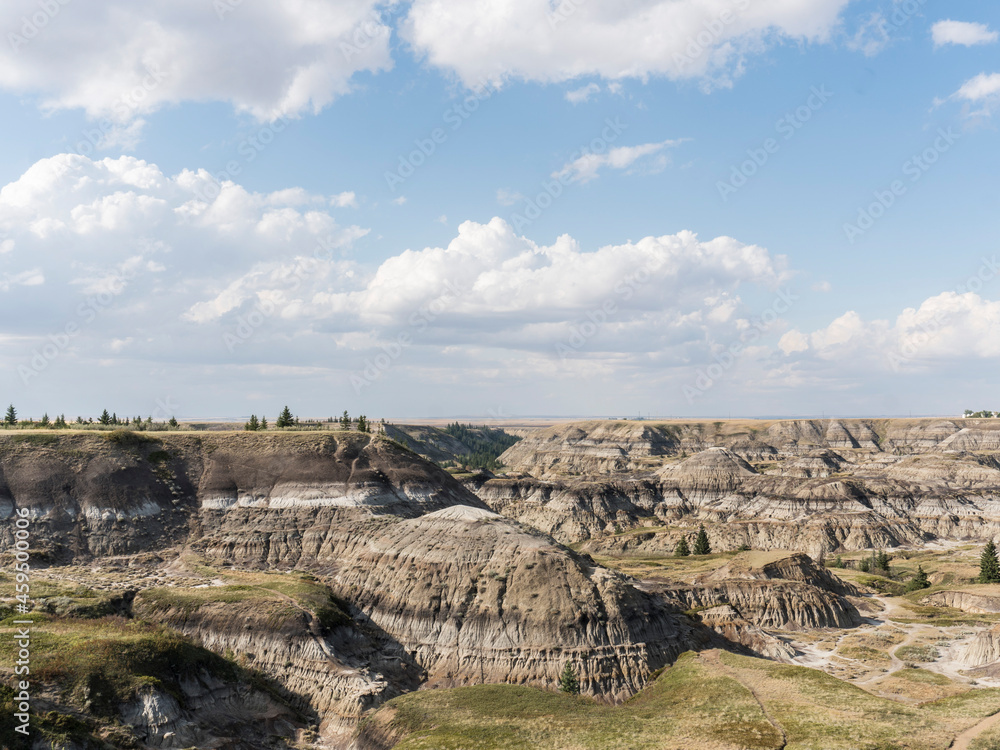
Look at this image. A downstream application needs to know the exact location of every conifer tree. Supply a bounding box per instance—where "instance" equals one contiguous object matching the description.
[260,415,268,430]
[980,541,1000,584]
[675,536,691,557]
[4,404,16,427]
[340,410,351,430]
[245,415,260,431]
[558,663,580,694]
[693,525,712,555]
[168,416,179,428]
[40,413,50,427]
[357,415,369,433]
[99,409,111,425]
[906,565,930,592]
[276,406,294,428]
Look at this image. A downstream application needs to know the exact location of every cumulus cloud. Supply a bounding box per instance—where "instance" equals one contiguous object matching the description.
[184,218,790,367]
[0,155,797,415]
[780,292,1000,369]
[0,153,367,367]
[0,0,393,123]
[555,140,687,183]
[402,0,850,90]
[932,20,998,48]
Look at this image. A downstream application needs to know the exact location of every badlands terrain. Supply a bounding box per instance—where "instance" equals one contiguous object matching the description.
[5,418,1000,748]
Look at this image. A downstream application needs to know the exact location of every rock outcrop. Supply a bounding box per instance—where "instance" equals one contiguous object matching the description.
[0,430,710,735]
[470,419,1000,552]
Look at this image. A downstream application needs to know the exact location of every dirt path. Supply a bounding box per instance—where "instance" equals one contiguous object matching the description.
[700,651,787,750]
[951,709,1000,750]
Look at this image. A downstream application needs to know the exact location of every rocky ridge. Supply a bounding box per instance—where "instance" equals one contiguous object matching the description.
[472,419,1000,552]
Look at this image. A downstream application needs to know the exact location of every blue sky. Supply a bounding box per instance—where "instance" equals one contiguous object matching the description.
[0,0,998,420]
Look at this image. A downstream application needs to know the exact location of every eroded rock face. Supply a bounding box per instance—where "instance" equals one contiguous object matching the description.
[196,503,705,702]
[2,432,706,715]
[133,593,422,740]
[651,553,861,631]
[961,624,1000,668]
[474,419,1000,551]
[921,590,1000,614]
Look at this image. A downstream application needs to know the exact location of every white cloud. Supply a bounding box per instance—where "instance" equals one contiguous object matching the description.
[330,191,359,208]
[402,0,850,90]
[0,153,367,342]
[392,196,408,206]
[0,269,44,292]
[781,292,1000,367]
[946,72,1000,118]
[565,83,601,104]
[0,156,800,416]
[0,0,393,123]
[811,281,832,293]
[555,140,686,183]
[932,20,998,48]
[953,72,1000,102]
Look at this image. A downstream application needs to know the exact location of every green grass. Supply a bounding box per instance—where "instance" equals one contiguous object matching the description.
[362,652,780,750]
[137,568,352,631]
[362,651,1000,750]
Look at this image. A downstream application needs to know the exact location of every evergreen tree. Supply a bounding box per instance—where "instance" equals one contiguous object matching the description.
[905,565,930,592]
[40,413,50,427]
[4,404,16,427]
[340,411,351,430]
[260,415,268,430]
[276,406,294,428]
[558,663,580,695]
[245,414,260,431]
[112,412,119,425]
[99,409,112,426]
[858,557,871,573]
[357,415,369,433]
[693,525,711,556]
[168,416,179,428]
[979,541,1000,584]
[875,550,891,573]
[674,536,691,557]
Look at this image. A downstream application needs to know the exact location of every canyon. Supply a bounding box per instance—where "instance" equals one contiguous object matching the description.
[4,418,1000,749]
